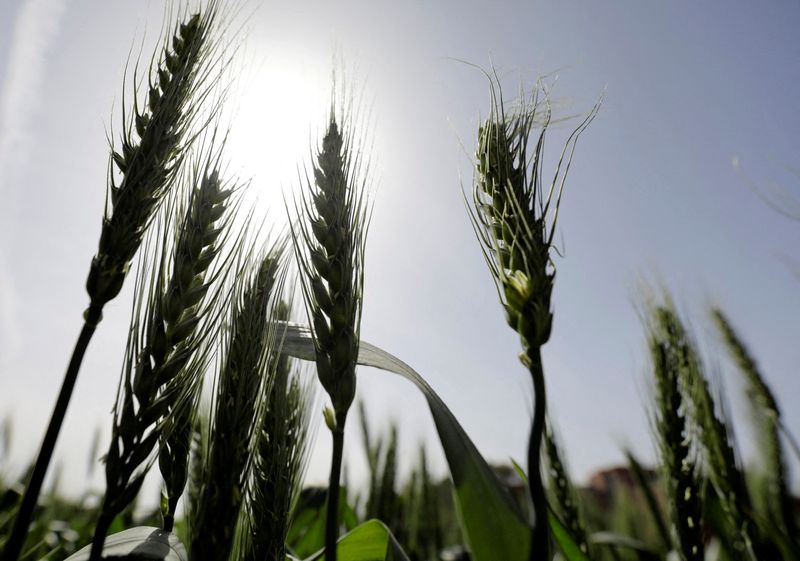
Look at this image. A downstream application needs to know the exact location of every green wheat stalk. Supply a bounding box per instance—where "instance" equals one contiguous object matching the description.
[712,308,799,555]
[90,153,236,561]
[468,74,599,561]
[542,419,591,557]
[3,9,224,559]
[290,98,369,561]
[661,307,758,559]
[649,307,704,561]
[189,245,287,561]
[240,303,316,561]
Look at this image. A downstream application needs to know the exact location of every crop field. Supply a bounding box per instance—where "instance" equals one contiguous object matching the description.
[0,2,797,561]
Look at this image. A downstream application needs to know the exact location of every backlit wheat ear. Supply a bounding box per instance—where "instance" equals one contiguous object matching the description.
[3,10,226,559]
[649,308,704,561]
[190,246,287,561]
[292,113,368,422]
[90,154,236,561]
[86,7,223,318]
[468,75,599,561]
[712,309,798,545]
[291,100,369,561]
[241,303,315,561]
[157,153,242,533]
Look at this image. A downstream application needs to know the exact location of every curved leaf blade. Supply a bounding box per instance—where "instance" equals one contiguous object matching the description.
[304,519,409,561]
[65,526,187,561]
[280,324,530,561]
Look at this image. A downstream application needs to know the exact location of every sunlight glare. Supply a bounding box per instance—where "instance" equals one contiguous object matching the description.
[224,53,330,233]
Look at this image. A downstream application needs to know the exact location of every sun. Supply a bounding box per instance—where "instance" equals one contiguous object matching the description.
[223,51,331,231]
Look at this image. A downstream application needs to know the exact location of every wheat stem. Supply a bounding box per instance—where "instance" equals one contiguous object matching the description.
[1,317,98,561]
[524,347,549,561]
[3,10,220,555]
[326,424,346,561]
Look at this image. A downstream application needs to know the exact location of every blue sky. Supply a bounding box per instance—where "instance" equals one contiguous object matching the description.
[0,0,798,500]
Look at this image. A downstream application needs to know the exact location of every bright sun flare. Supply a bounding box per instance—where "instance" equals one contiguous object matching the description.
[225,54,330,230]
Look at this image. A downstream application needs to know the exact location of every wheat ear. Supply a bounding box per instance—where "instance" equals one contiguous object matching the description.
[90,156,235,561]
[469,75,598,561]
[2,10,223,561]
[661,307,758,559]
[712,309,798,553]
[189,246,286,561]
[542,420,591,557]
[649,308,704,561]
[239,302,315,561]
[291,101,369,561]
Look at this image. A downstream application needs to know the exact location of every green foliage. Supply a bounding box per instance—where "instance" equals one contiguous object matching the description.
[305,520,410,561]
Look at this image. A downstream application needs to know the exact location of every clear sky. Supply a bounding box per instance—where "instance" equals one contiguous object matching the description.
[1,0,798,502]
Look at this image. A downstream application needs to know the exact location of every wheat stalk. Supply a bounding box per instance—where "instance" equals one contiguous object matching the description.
[469,74,598,561]
[649,307,704,561]
[2,9,224,559]
[660,308,758,559]
[89,153,235,561]
[290,98,369,561]
[712,309,799,554]
[240,303,315,561]
[189,246,287,561]
[542,420,591,557]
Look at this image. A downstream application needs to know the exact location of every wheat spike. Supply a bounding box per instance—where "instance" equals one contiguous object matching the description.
[469,74,599,561]
[189,246,286,561]
[240,303,315,561]
[658,307,758,559]
[291,97,369,561]
[86,8,222,320]
[542,420,591,557]
[90,154,235,561]
[649,308,705,561]
[712,309,799,554]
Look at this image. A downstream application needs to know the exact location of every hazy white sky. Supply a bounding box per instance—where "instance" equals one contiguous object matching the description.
[1,0,798,503]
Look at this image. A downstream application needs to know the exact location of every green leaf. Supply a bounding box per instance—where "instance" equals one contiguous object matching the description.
[280,324,531,561]
[589,531,661,561]
[549,511,590,561]
[288,487,361,558]
[305,519,409,561]
[64,526,187,561]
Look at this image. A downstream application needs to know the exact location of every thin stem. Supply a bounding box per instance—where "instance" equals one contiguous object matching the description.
[89,513,113,561]
[163,497,178,532]
[2,312,101,561]
[325,422,346,561]
[526,346,549,561]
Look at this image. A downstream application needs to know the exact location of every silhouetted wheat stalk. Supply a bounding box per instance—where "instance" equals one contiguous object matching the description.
[90,152,236,561]
[189,246,286,561]
[240,303,315,561]
[469,75,598,561]
[291,100,369,561]
[3,9,223,560]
